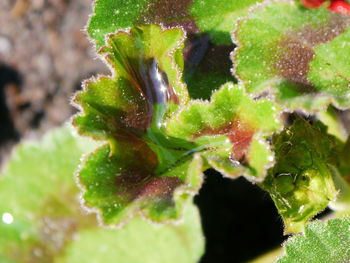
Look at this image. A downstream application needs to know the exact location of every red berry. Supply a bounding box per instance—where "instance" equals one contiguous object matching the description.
[301,0,325,8]
[329,0,350,14]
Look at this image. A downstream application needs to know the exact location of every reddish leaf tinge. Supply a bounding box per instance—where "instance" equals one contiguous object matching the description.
[195,118,255,163]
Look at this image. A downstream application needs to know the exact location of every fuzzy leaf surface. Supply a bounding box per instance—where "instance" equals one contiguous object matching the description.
[73,24,204,226]
[278,218,350,263]
[167,83,282,180]
[262,118,341,233]
[308,27,350,108]
[190,0,263,45]
[88,0,239,100]
[88,0,198,49]
[88,0,263,47]
[233,0,350,111]
[0,127,204,263]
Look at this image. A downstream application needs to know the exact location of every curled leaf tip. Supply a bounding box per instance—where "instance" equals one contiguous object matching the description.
[262,118,341,233]
[167,83,282,181]
[73,24,202,226]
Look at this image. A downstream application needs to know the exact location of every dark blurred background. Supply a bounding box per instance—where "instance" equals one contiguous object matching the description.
[195,170,285,263]
[0,1,322,262]
[0,0,107,164]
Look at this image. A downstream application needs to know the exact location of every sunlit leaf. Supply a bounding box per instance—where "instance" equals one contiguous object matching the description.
[190,0,263,45]
[261,118,341,233]
[278,218,350,263]
[167,83,282,181]
[73,24,204,225]
[88,0,240,100]
[88,0,263,47]
[308,27,350,108]
[233,0,350,111]
[0,127,204,263]
[88,0,196,49]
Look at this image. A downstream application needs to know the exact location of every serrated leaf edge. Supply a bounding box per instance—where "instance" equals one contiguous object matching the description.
[230,0,350,113]
[165,82,283,182]
[71,24,189,140]
[74,146,204,228]
[230,0,295,87]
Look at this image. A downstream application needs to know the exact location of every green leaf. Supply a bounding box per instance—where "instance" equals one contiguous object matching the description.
[88,0,262,48]
[316,106,348,142]
[233,0,350,111]
[88,0,196,49]
[88,0,146,48]
[78,145,204,224]
[278,218,350,263]
[57,199,204,263]
[190,0,263,45]
[0,127,204,263]
[74,24,189,140]
[0,126,97,262]
[329,136,350,212]
[261,118,341,233]
[73,24,204,225]
[167,83,282,180]
[339,135,350,177]
[88,0,238,100]
[309,27,350,109]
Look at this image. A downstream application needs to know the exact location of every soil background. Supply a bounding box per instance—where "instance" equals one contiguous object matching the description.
[0,1,345,262]
[0,0,107,164]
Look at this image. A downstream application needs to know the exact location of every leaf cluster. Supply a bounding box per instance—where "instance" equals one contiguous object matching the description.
[2,0,350,262]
